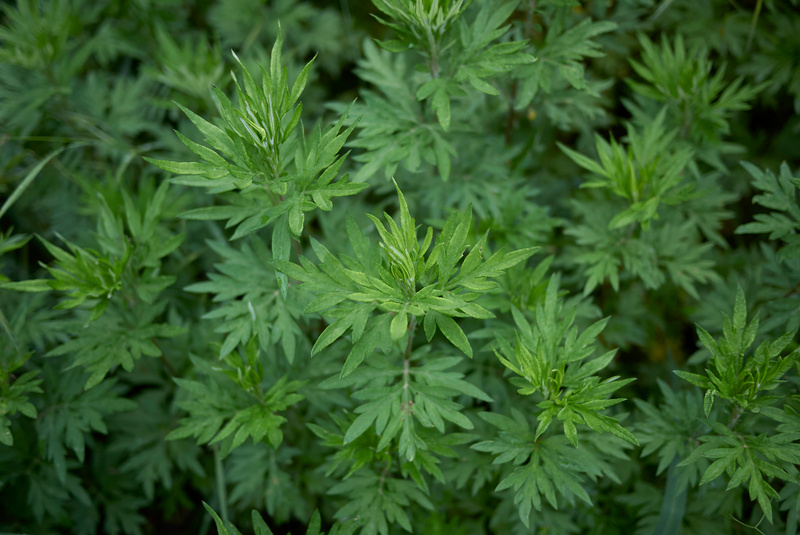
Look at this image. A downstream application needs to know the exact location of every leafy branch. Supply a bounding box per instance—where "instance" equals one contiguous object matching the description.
[275,180,537,375]
[493,276,638,447]
[675,286,800,523]
[166,347,306,458]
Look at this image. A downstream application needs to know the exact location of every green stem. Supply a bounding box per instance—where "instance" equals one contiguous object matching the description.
[426,28,440,78]
[504,81,518,146]
[404,316,417,360]
[377,456,391,495]
[727,406,743,430]
[213,444,229,525]
[525,1,536,38]
[401,316,417,437]
[746,0,762,53]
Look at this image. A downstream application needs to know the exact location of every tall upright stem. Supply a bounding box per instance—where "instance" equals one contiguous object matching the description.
[426,29,440,78]
[727,405,743,430]
[213,444,229,525]
[404,316,417,361]
[403,317,417,395]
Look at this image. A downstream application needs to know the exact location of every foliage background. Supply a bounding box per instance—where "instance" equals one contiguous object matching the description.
[0,0,799,534]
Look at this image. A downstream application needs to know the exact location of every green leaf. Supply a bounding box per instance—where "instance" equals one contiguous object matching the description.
[563,419,578,447]
[343,407,381,445]
[732,285,747,336]
[341,314,391,377]
[288,198,305,237]
[376,39,410,53]
[203,502,230,535]
[557,142,607,178]
[390,310,408,341]
[467,75,498,95]
[1,279,52,292]
[252,510,273,535]
[188,239,301,363]
[178,206,245,221]
[735,162,800,259]
[143,157,219,176]
[432,85,451,131]
[0,144,74,221]
[673,370,711,389]
[289,56,315,109]
[175,101,238,157]
[433,312,472,357]
[652,461,688,535]
[700,453,736,485]
[313,316,354,356]
[703,389,715,418]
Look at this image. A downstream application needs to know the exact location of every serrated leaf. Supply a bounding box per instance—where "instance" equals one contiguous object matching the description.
[673,370,711,389]
[433,312,472,357]
[341,315,391,377]
[700,454,736,485]
[312,316,353,356]
[343,409,380,445]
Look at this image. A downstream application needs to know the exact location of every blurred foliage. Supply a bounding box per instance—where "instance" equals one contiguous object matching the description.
[0,0,799,533]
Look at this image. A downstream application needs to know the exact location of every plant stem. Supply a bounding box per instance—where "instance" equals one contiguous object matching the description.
[404,316,417,360]
[727,405,743,430]
[504,81,518,146]
[526,1,536,37]
[426,28,440,78]
[746,0,763,53]
[213,444,229,525]
[402,317,417,415]
[153,338,177,376]
[377,457,391,495]
[292,236,303,258]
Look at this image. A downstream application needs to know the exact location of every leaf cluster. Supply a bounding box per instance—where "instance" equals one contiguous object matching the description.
[560,108,695,230]
[676,287,799,418]
[493,276,637,448]
[736,161,800,260]
[1,0,800,533]
[166,349,306,457]
[276,181,536,374]
[674,287,800,523]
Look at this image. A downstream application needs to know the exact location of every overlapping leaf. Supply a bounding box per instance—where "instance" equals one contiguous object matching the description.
[493,276,637,447]
[275,181,537,374]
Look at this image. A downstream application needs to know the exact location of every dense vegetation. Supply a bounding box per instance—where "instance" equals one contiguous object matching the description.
[1,0,799,533]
